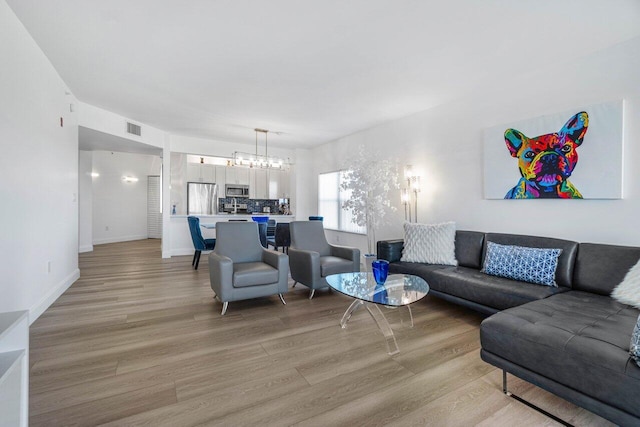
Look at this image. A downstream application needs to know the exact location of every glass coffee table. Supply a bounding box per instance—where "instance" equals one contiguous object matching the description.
[326,272,429,355]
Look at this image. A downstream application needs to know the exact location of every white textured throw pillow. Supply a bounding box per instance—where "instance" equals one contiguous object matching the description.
[631,315,640,368]
[611,258,640,309]
[401,221,458,266]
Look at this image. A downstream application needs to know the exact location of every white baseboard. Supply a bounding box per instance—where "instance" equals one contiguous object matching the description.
[78,244,93,253]
[30,268,80,324]
[93,235,148,245]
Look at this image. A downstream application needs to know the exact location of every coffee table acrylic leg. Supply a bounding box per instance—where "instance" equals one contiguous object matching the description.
[364,303,399,356]
[340,299,363,328]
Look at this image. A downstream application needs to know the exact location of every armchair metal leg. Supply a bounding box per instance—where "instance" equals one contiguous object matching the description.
[194,251,201,270]
[192,251,197,266]
[292,281,297,288]
[221,301,229,316]
[309,289,315,300]
[278,293,286,305]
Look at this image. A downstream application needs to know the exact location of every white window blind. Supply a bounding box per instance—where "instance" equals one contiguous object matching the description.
[318,171,366,234]
[147,176,162,238]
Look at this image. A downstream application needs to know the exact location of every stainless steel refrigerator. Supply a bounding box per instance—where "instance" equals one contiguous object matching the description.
[187,182,218,215]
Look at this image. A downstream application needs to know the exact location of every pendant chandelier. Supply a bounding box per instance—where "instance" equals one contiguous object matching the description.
[233,128,290,170]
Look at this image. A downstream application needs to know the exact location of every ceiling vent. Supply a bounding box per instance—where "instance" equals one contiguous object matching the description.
[126,122,142,136]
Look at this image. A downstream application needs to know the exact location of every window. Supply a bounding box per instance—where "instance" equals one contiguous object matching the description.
[318,171,366,234]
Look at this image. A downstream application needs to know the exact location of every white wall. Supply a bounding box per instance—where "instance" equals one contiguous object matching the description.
[78,151,93,252]
[311,36,640,252]
[0,0,79,320]
[91,151,161,244]
[292,148,314,220]
[79,102,166,149]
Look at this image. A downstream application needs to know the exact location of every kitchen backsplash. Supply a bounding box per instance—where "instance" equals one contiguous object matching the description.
[218,198,280,214]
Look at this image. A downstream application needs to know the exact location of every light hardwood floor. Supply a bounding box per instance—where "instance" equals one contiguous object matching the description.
[29,239,613,426]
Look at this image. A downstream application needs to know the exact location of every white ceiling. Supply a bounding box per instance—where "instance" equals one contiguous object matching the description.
[8,0,640,149]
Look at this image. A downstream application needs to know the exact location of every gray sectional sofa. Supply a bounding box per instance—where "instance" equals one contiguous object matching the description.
[377,231,640,426]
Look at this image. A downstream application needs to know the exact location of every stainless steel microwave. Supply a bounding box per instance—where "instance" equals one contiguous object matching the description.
[225,184,249,198]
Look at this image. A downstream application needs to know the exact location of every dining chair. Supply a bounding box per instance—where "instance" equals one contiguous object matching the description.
[208,222,289,315]
[266,219,277,240]
[187,216,216,270]
[267,223,291,253]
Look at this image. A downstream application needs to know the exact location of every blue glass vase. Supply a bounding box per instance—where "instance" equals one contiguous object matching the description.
[372,259,390,285]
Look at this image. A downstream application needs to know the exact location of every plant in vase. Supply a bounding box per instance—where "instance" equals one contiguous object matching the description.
[340,146,399,271]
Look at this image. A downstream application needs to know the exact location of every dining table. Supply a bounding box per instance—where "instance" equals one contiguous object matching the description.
[200,221,267,247]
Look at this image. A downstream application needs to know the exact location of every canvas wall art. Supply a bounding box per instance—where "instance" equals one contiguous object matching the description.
[483,100,623,199]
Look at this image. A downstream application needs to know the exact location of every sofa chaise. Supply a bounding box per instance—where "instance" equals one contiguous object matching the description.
[377,231,640,425]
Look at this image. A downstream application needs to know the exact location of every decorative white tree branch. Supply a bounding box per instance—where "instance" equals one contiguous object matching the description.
[341,146,399,254]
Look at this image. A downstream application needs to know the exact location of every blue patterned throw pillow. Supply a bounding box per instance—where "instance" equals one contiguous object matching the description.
[482,241,562,287]
[632,315,640,368]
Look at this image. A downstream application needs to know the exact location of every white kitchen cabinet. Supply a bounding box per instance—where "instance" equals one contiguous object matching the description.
[186,163,200,182]
[268,170,280,199]
[201,164,215,183]
[237,168,250,185]
[278,170,291,198]
[215,166,226,189]
[225,167,250,185]
[187,163,215,183]
[251,169,268,199]
[186,163,287,198]
[262,169,290,199]
[225,167,236,186]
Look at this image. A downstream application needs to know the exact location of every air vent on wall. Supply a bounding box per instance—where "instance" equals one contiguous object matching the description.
[126,122,142,136]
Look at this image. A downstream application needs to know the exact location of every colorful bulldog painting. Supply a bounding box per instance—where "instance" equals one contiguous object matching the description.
[504,112,589,199]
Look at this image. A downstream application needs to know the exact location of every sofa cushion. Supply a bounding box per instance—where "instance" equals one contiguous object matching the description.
[455,230,485,269]
[483,233,578,288]
[233,262,279,287]
[377,239,404,263]
[481,291,640,418]
[573,243,640,296]
[401,222,458,266]
[482,242,562,287]
[389,261,452,281]
[390,263,567,310]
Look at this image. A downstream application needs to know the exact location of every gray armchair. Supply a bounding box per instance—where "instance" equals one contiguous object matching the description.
[288,221,360,299]
[209,222,289,315]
